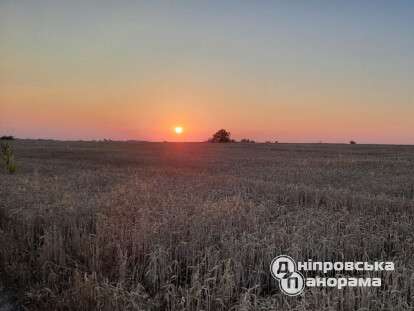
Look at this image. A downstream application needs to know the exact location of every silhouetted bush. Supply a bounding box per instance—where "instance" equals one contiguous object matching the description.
[208,129,232,143]
[240,138,255,143]
[1,143,16,174]
[350,140,357,145]
[0,136,14,140]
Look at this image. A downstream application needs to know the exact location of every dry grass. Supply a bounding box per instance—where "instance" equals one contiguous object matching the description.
[1,140,413,310]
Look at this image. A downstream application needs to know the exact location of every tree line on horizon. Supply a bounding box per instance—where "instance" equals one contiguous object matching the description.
[0,132,357,144]
[208,129,357,144]
[208,129,265,144]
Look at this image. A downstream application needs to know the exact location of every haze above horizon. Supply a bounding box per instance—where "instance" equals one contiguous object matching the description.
[1,1,413,144]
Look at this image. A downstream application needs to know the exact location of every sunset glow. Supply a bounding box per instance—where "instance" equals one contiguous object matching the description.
[1,1,414,144]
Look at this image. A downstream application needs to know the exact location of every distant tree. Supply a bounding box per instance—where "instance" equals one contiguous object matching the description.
[209,129,232,143]
[350,140,357,145]
[274,140,279,144]
[0,136,14,140]
[240,138,255,143]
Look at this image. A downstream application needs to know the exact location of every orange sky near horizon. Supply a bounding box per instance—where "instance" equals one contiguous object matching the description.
[1,78,410,143]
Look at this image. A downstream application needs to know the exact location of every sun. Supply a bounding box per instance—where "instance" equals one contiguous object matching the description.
[174,126,184,135]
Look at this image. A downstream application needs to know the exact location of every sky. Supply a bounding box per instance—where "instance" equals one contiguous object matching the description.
[1,0,413,143]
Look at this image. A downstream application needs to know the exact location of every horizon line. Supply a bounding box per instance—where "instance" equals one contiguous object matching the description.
[4,137,414,146]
